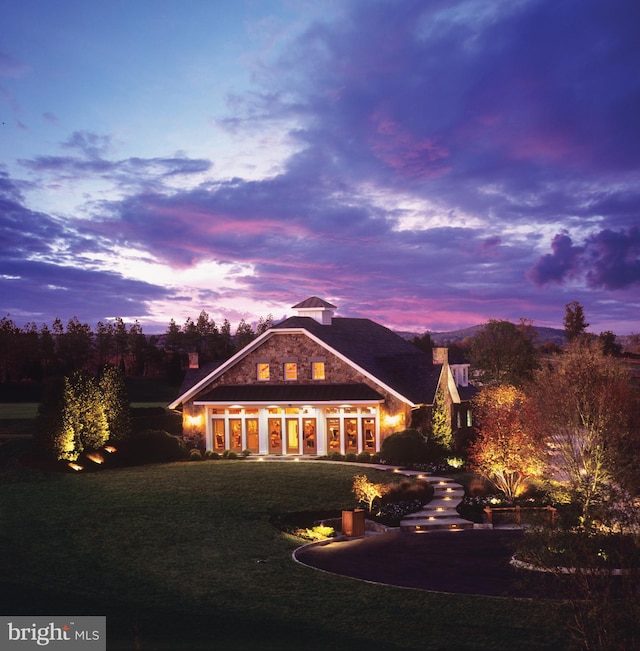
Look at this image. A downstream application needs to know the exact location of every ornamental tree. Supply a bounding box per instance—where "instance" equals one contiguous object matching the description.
[352,474,388,512]
[468,385,545,500]
[526,339,640,525]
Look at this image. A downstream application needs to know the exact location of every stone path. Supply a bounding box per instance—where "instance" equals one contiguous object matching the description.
[399,474,474,532]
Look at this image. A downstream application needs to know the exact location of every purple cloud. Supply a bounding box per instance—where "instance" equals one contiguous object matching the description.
[529,228,640,290]
[585,227,640,289]
[528,233,584,286]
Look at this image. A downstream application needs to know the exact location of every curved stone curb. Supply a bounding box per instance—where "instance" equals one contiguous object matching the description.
[510,556,633,576]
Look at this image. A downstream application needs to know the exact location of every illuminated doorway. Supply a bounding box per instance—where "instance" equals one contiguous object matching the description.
[326,417,340,453]
[213,419,225,452]
[268,418,282,454]
[345,418,358,453]
[286,418,300,454]
[302,418,316,454]
[246,418,259,453]
[229,419,242,452]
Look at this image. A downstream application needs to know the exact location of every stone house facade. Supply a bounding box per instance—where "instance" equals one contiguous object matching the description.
[169,297,472,456]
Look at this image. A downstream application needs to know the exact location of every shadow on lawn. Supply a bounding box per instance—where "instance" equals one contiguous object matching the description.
[1,579,402,651]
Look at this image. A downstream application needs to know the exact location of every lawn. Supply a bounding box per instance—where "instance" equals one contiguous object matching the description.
[0,461,569,650]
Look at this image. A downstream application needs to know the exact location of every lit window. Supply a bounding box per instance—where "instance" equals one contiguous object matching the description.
[284,362,297,380]
[312,361,325,379]
[257,363,270,380]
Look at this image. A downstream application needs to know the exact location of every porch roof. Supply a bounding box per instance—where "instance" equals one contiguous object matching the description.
[195,383,384,404]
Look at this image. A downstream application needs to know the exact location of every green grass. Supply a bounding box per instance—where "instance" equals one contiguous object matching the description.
[0,462,570,650]
[0,403,39,419]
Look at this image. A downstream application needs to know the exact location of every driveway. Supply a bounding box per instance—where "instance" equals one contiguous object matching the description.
[294,529,563,599]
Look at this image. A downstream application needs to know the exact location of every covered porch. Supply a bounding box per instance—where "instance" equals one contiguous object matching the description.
[191,383,386,456]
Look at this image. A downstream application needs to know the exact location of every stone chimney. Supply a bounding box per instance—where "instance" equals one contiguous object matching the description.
[432,347,449,365]
[188,352,199,369]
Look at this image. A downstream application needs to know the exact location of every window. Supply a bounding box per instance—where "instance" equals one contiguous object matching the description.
[312,361,325,380]
[257,363,270,381]
[284,362,297,380]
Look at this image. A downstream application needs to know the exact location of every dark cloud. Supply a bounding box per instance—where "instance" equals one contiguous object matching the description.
[0,169,173,325]
[1,258,171,324]
[529,228,640,290]
[528,233,584,286]
[584,227,640,290]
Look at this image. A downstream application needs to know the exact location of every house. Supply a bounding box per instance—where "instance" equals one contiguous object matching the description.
[169,297,473,456]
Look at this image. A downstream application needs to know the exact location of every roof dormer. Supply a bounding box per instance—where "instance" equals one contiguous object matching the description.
[292,296,336,325]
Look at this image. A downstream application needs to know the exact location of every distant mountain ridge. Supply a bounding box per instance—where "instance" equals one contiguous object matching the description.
[396,325,566,346]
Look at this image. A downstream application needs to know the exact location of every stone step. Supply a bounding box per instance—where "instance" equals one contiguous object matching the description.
[399,475,473,533]
[401,510,460,520]
[400,518,474,532]
[432,488,464,497]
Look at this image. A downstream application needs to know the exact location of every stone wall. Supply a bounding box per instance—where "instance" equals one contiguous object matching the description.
[184,331,413,444]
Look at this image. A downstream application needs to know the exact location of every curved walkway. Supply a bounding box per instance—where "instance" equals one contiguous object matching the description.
[253,459,564,598]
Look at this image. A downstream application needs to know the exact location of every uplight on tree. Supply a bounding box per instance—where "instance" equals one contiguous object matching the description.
[468,385,545,501]
[352,474,388,512]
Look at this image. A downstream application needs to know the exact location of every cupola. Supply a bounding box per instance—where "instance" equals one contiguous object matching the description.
[292,296,336,325]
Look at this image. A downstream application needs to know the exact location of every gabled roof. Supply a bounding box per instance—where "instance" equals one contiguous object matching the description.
[169,314,440,409]
[272,316,438,405]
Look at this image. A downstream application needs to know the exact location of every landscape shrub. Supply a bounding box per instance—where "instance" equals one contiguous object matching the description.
[370,453,381,464]
[130,407,182,435]
[381,478,433,505]
[327,451,344,461]
[115,429,188,466]
[380,429,430,465]
[240,449,252,458]
[356,451,371,463]
[345,452,357,462]
[375,499,424,526]
[222,450,238,460]
[205,450,220,460]
[189,449,203,461]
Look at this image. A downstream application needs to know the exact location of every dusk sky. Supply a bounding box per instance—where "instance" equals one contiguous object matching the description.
[2,0,639,336]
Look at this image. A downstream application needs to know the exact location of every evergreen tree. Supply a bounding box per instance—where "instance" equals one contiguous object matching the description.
[563,300,589,342]
[99,365,131,442]
[431,387,453,451]
[220,319,232,357]
[234,319,255,350]
[256,314,274,335]
[598,330,621,356]
[64,370,109,456]
[411,332,433,355]
[36,371,109,461]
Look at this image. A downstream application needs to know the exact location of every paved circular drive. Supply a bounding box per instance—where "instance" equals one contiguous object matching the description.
[295,529,564,598]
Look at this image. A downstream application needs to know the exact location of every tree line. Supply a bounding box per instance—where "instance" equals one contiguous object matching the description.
[0,311,275,387]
